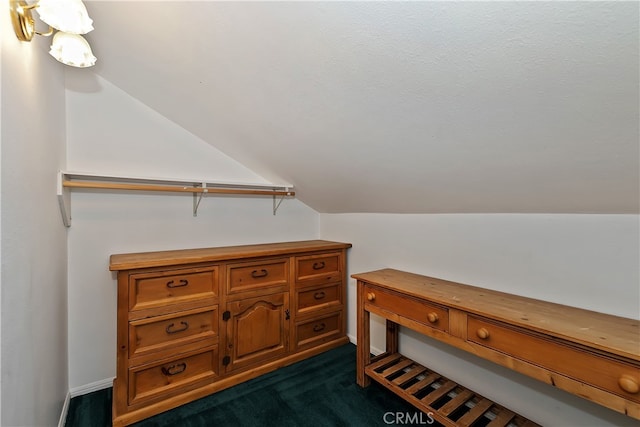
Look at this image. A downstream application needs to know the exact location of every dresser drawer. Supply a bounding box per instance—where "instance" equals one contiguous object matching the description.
[129,267,217,312]
[128,346,219,406]
[295,283,342,316]
[467,316,640,402]
[364,286,449,333]
[295,311,343,350]
[129,307,218,359]
[226,258,288,295]
[295,252,342,285]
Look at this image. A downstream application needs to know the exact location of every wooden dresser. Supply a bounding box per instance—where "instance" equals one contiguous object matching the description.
[354,268,639,426]
[109,240,351,426]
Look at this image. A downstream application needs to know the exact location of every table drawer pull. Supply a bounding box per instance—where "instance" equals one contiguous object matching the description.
[314,291,326,300]
[367,292,376,301]
[313,323,326,332]
[251,269,268,278]
[476,328,490,340]
[165,321,189,334]
[161,362,187,376]
[619,375,639,394]
[427,312,439,323]
[312,261,325,270]
[166,279,189,288]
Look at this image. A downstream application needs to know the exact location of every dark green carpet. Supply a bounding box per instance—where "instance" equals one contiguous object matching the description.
[66,344,438,426]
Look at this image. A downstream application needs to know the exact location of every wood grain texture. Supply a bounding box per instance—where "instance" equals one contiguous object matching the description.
[113,240,350,425]
[110,240,351,271]
[353,268,639,361]
[355,268,640,421]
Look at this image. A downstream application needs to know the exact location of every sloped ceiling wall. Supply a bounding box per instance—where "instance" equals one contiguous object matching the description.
[76,1,639,213]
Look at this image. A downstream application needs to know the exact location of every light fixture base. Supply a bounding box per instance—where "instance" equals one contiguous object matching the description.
[10,0,36,42]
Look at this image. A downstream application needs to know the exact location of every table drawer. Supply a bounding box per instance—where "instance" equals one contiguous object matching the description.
[296,311,343,350]
[295,252,342,285]
[129,267,217,312]
[295,283,342,316]
[129,307,218,359]
[226,258,288,294]
[364,285,449,333]
[128,346,218,406]
[467,316,640,402]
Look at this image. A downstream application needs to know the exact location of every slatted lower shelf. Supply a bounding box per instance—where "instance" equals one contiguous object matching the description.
[365,353,540,427]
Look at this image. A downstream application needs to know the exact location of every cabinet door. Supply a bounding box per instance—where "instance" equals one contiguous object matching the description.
[223,292,289,372]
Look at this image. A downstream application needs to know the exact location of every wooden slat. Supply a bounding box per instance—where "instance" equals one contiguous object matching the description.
[457,398,495,427]
[365,352,540,427]
[392,365,427,386]
[369,352,390,364]
[367,353,404,372]
[405,372,441,395]
[487,407,516,427]
[438,388,475,417]
[420,380,457,406]
[380,358,414,378]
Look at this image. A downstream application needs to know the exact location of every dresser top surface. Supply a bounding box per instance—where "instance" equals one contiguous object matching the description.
[110,240,351,271]
[353,268,639,361]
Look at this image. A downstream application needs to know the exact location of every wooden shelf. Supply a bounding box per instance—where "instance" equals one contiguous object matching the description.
[57,171,295,226]
[366,352,539,427]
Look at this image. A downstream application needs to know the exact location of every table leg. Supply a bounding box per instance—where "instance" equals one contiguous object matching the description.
[357,280,371,387]
[386,319,399,354]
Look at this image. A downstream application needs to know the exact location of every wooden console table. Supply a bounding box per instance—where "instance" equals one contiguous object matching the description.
[354,268,640,426]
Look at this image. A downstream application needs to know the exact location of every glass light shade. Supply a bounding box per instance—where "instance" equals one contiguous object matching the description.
[49,32,97,68]
[36,0,94,34]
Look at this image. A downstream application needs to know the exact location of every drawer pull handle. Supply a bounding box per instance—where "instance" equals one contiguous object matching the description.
[166,321,189,334]
[314,291,326,300]
[251,269,268,278]
[313,323,326,332]
[166,279,189,288]
[427,312,439,323]
[618,375,639,394]
[161,362,187,376]
[312,261,326,270]
[476,328,490,340]
[367,292,376,301]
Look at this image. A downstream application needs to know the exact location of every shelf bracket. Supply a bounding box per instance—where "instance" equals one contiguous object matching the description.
[57,170,72,227]
[273,190,287,215]
[193,183,207,217]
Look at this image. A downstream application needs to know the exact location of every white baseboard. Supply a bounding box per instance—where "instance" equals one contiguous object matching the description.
[57,392,70,427]
[347,333,384,356]
[69,377,114,397]
[348,333,356,345]
[58,378,113,427]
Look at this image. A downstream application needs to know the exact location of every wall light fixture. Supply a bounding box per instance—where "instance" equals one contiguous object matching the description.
[9,0,97,68]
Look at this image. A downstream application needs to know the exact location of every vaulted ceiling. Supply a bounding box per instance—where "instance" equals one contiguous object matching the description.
[74,1,638,213]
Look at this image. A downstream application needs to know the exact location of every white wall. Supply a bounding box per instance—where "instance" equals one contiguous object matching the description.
[65,74,319,389]
[321,213,639,427]
[0,16,3,424]
[1,10,69,427]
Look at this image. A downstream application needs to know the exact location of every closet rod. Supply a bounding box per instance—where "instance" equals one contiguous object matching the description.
[62,180,295,197]
[57,171,296,227]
